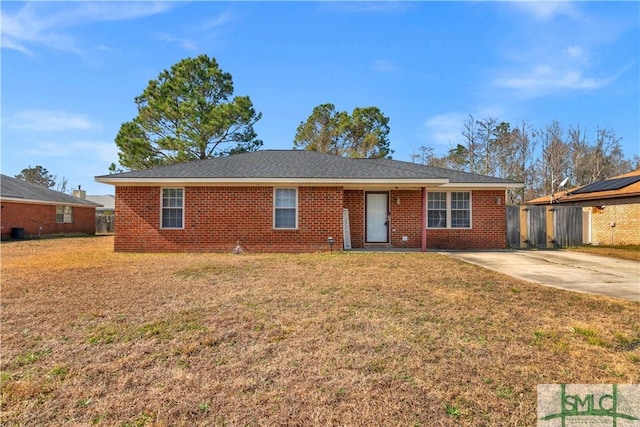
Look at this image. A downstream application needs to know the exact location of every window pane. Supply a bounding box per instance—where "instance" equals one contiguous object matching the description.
[162,208,182,228]
[451,192,470,209]
[427,192,446,209]
[63,206,73,223]
[451,210,470,228]
[276,189,296,208]
[163,188,177,198]
[428,210,447,228]
[275,208,296,228]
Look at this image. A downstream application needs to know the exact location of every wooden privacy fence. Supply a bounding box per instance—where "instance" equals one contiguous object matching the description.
[507,206,584,249]
[96,214,115,233]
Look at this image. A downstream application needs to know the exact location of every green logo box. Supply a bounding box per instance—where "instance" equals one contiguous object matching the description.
[538,384,640,426]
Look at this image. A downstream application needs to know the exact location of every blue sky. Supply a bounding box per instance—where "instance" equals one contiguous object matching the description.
[2,1,638,195]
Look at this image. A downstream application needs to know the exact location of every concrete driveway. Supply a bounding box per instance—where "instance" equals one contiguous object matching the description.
[438,250,640,302]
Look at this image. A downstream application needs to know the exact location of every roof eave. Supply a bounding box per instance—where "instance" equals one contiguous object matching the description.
[438,182,523,189]
[95,177,521,188]
[95,177,452,186]
[528,191,640,205]
[0,196,102,207]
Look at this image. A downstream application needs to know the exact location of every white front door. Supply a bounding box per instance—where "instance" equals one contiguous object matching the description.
[366,192,389,243]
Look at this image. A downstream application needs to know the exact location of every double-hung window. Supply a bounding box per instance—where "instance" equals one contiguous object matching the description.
[427,191,471,228]
[427,192,447,228]
[161,188,184,229]
[56,206,74,223]
[450,192,471,228]
[274,188,297,229]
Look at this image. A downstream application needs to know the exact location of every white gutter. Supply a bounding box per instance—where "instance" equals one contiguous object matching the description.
[95,176,523,190]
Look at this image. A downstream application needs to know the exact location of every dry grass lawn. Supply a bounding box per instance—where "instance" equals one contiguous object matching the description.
[566,244,640,261]
[1,236,639,426]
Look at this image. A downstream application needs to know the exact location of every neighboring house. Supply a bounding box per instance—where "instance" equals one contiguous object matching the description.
[527,170,640,245]
[95,150,522,253]
[0,174,102,239]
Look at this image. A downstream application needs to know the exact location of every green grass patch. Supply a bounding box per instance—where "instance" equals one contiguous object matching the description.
[572,325,609,347]
[49,365,68,378]
[15,349,52,366]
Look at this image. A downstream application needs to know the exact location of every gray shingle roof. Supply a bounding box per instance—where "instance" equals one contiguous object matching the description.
[362,157,516,184]
[95,150,521,185]
[85,195,115,210]
[1,174,102,207]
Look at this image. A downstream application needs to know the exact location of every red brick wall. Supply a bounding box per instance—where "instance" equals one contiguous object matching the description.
[344,190,364,248]
[114,186,507,252]
[114,186,344,253]
[0,201,96,238]
[389,190,423,248]
[426,190,506,249]
[343,189,506,250]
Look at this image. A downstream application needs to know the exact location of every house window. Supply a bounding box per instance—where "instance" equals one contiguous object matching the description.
[274,188,297,229]
[427,191,471,229]
[56,206,73,223]
[161,188,184,229]
[451,192,471,228]
[427,192,447,228]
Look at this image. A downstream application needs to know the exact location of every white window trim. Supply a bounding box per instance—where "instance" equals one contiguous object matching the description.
[426,191,472,229]
[160,187,185,230]
[273,187,298,230]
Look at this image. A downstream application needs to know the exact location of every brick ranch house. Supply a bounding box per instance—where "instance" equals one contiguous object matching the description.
[95,150,522,253]
[527,169,640,246]
[0,174,101,239]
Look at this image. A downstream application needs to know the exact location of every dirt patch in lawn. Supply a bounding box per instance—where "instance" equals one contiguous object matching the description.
[2,236,639,426]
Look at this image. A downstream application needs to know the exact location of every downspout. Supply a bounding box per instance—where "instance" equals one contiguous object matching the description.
[421,187,427,252]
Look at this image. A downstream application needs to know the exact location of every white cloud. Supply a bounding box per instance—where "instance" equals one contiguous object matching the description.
[421,107,508,148]
[323,2,410,14]
[152,10,234,53]
[7,110,100,132]
[154,34,199,52]
[1,2,173,54]
[202,10,235,30]
[1,4,79,53]
[25,140,118,162]
[25,142,70,158]
[565,45,582,58]
[72,141,120,163]
[564,45,590,66]
[494,64,614,97]
[510,1,579,21]
[490,2,619,100]
[423,113,466,146]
